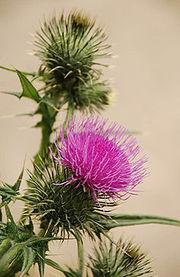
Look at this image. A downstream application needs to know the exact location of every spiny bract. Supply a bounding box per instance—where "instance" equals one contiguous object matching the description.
[24,157,108,239]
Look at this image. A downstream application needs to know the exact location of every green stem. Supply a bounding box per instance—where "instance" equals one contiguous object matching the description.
[34,123,52,165]
[33,106,57,167]
[63,102,75,129]
[77,239,84,275]
[34,96,74,165]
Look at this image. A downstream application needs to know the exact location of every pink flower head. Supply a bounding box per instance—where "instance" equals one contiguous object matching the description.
[50,116,148,201]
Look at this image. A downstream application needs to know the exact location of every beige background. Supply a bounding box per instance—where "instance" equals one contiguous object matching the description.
[0,0,180,276]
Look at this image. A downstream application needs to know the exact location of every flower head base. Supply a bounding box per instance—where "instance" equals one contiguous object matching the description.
[51,116,148,202]
[24,158,107,238]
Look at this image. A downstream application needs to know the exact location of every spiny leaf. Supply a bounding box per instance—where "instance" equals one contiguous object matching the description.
[20,246,36,276]
[5,204,16,225]
[0,90,22,98]
[0,65,36,76]
[107,214,180,229]
[36,255,45,277]
[0,163,24,208]
[0,239,12,257]
[5,205,19,241]
[0,71,40,102]
[0,111,36,118]
[16,70,40,102]
[12,161,25,191]
[0,244,23,271]
[44,258,74,277]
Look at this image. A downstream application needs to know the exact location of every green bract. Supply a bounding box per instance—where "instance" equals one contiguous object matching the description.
[23,158,108,239]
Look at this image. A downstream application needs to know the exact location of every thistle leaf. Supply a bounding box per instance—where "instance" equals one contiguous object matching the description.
[16,70,40,102]
[106,214,180,229]
[5,204,16,225]
[20,246,36,276]
[0,71,40,101]
[0,90,21,98]
[12,162,24,191]
[0,111,36,118]
[0,65,36,76]
[36,255,45,277]
[0,244,23,272]
[0,163,24,208]
[44,258,74,277]
[0,239,12,257]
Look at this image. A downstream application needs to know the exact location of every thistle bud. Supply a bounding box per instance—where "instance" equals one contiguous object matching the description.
[88,238,153,276]
[34,11,111,112]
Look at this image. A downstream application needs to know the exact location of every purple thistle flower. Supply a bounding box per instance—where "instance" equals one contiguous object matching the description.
[50,116,148,201]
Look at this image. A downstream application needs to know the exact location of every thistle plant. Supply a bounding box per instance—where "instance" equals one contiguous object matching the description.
[0,10,180,277]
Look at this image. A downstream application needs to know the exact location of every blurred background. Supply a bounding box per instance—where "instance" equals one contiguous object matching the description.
[0,0,180,276]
